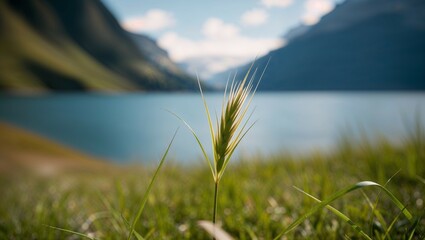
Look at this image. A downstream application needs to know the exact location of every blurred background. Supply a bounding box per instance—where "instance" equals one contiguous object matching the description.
[0,0,424,168]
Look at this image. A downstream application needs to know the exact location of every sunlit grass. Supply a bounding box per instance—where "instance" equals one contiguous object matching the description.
[0,131,424,239]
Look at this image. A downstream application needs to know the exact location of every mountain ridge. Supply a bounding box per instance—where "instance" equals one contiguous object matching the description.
[0,0,199,92]
[209,0,425,91]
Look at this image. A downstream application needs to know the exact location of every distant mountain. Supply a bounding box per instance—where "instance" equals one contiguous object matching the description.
[283,24,311,42]
[209,0,425,91]
[129,33,200,90]
[0,0,199,92]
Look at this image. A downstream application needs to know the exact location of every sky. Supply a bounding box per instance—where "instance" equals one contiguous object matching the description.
[102,0,344,79]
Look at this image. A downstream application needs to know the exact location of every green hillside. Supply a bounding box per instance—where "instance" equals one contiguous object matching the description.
[0,0,199,92]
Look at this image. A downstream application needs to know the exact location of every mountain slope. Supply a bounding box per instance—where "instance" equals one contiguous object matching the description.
[210,0,425,91]
[0,122,111,175]
[0,0,199,92]
[129,33,201,90]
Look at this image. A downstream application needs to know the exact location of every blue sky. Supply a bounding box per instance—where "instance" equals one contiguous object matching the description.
[102,0,344,78]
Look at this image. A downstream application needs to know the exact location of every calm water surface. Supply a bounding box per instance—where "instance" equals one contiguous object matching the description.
[0,93,424,163]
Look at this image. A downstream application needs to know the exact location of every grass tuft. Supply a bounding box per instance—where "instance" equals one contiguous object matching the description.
[184,62,269,233]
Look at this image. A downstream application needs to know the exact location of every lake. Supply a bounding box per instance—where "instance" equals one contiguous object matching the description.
[0,93,424,163]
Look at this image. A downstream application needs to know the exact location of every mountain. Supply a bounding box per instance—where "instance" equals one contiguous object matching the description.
[0,0,199,92]
[282,24,311,42]
[129,33,200,90]
[209,0,425,91]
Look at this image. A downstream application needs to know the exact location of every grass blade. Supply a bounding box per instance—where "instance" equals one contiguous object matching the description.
[361,190,389,236]
[167,110,215,179]
[197,75,218,177]
[218,119,257,180]
[46,225,96,240]
[127,129,178,240]
[95,191,127,235]
[134,230,146,240]
[417,176,425,185]
[274,181,413,240]
[383,211,403,240]
[293,186,372,240]
[407,218,420,240]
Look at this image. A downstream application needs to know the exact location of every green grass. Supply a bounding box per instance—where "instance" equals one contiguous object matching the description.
[0,132,424,239]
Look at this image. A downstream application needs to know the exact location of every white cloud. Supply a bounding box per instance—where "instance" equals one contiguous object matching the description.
[122,9,175,32]
[261,0,293,8]
[158,18,285,78]
[158,31,284,62]
[202,18,239,39]
[241,8,268,27]
[182,57,250,80]
[301,0,334,25]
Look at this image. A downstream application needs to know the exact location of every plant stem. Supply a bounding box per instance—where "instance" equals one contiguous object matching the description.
[212,180,219,240]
